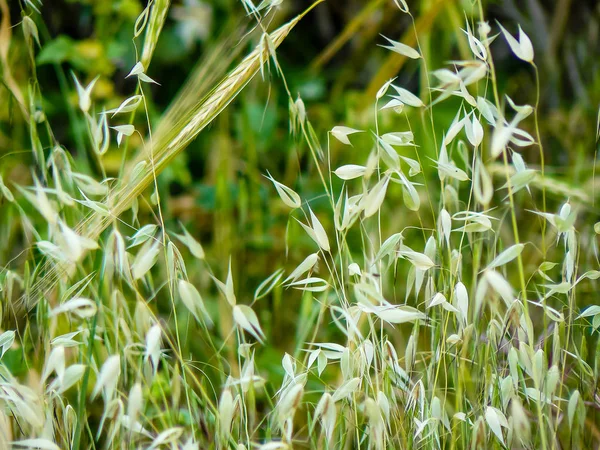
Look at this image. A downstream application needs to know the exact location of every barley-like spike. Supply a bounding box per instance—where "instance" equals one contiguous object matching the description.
[25,8,320,307]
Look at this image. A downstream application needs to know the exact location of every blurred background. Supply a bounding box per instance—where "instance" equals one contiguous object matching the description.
[1,0,600,391]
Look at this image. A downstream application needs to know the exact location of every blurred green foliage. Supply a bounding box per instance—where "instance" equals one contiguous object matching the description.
[2,0,600,358]
[1,0,600,445]
[1,0,599,306]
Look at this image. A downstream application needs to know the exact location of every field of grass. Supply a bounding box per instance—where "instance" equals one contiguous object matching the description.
[1,0,599,448]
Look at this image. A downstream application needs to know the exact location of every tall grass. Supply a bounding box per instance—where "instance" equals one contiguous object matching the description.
[1,1,599,449]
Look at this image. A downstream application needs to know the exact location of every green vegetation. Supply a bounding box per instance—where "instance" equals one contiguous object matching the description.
[1,0,599,448]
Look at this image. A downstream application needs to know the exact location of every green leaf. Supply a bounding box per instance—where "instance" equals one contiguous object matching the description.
[37,36,76,66]
[577,305,600,319]
[568,390,580,429]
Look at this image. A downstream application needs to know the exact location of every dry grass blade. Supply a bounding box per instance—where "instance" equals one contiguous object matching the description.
[5,1,598,448]
[0,0,28,119]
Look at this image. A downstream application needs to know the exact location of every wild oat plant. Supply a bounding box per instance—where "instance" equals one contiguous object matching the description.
[1,1,599,449]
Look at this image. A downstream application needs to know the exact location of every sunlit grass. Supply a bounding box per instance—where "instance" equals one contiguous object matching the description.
[0,1,599,449]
